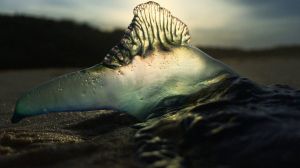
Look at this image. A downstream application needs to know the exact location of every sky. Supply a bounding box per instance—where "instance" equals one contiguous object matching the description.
[0,0,299,49]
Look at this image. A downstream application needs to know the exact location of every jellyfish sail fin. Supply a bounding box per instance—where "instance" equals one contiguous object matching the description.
[12,1,237,123]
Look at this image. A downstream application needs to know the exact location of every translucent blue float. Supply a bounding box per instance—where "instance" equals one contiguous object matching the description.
[12,1,237,123]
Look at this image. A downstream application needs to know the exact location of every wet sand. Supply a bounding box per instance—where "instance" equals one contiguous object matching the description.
[216,54,300,89]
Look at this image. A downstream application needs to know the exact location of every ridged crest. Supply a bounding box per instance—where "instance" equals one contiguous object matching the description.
[103,1,190,68]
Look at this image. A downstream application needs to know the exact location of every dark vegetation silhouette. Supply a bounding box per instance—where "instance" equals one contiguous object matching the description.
[0,14,123,69]
[0,14,299,69]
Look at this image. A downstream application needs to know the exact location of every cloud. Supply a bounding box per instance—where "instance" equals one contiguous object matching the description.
[235,0,300,18]
[0,0,299,48]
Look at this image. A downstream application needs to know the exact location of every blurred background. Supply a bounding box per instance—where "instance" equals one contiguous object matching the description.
[0,0,299,88]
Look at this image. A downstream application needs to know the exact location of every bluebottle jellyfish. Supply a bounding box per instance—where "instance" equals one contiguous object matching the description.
[12,1,238,123]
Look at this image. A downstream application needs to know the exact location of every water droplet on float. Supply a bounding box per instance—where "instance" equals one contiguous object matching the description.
[91,87,96,94]
[117,70,123,76]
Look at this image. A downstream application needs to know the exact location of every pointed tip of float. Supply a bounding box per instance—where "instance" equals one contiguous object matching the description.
[11,99,26,123]
[11,113,25,123]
